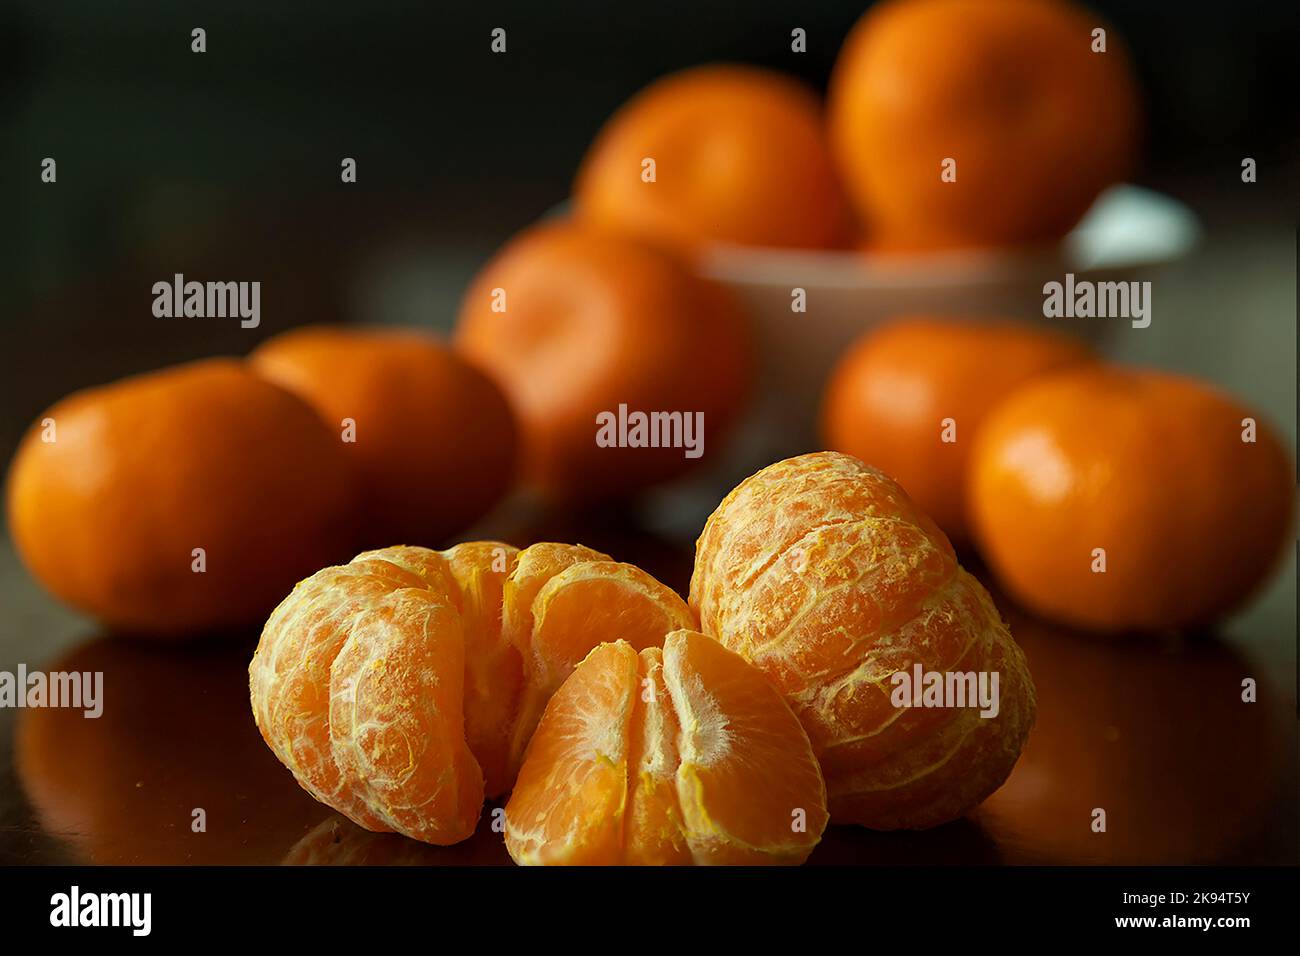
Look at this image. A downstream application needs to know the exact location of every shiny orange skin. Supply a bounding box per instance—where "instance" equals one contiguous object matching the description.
[828,0,1141,250]
[820,317,1094,542]
[251,326,518,549]
[455,220,752,501]
[968,367,1294,632]
[5,359,358,636]
[575,65,850,253]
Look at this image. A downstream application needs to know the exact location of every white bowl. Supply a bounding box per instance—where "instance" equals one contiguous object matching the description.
[698,184,1200,462]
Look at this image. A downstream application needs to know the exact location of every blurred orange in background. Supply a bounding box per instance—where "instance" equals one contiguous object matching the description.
[828,0,1141,250]
[456,220,752,502]
[820,317,1094,542]
[251,326,518,549]
[969,366,1294,633]
[5,360,358,637]
[574,64,851,253]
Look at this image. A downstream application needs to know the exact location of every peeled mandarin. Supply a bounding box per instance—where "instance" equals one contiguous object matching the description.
[250,541,695,842]
[690,451,1036,829]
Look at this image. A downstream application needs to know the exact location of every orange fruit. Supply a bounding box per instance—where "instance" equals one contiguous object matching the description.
[691,451,1036,829]
[455,220,751,500]
[574,64,849,253]
[820,317,1094,541]
[5,359,357,636]
[968,367,1294,632]
[828,0,1140,249]
[500,542,695,772]
[504,630,828,865]
[251,325,517,548]
[249,541,694,843]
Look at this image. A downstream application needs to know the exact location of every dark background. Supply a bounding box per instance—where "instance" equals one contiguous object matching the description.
[0,0,1295,868]
[2,0,1298,461]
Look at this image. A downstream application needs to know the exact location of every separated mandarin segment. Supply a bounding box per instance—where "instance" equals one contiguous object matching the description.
[968,367,1295,633]
[504,630,828,865]
[690,451,1036,829]
[249,541,696,842]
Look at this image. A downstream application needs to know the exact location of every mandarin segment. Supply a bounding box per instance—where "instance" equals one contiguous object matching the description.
[624,648,692,865]
[443,541,522,797]
[690,452,1036,830]
[662,630,828,864]
[504,642,641,866]
[251,541,693,843]
[504,631,828,865]
[328,590,483,844]
[508,558,696,771]
[250,557,430,831]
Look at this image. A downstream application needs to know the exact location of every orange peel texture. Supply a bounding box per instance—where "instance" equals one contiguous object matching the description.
[504,630,828,865]
[690,451,1036,830]
[249,541,693,844]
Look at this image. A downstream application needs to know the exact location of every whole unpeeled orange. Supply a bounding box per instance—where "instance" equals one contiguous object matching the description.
[575,64,849,253]
[6,359,357,636]
[251,325,518,548]
[968,367,1294,632]
[456,220,751,501]
[820,316,1093,541]
[828,0,1140,249]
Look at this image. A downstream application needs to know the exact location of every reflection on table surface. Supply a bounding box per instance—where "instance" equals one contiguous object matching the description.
[0,517,1293,866]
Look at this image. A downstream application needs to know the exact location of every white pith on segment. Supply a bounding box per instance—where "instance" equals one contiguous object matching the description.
[504,631,828,865]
